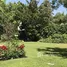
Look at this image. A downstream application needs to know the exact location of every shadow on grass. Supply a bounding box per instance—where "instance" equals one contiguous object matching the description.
[37,47,67,58]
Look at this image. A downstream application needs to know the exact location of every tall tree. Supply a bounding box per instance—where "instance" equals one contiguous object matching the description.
[38,0,52,37]
[26,0,38,12]
[52,0,67,8]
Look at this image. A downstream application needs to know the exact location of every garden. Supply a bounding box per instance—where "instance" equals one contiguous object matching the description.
[0,40,25,60]
[0,0,67,67]
[0,42,67,67]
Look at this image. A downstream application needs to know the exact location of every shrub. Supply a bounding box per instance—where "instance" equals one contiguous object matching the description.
[51,34,63,43]
[0,40,25,60]
[0,45,8,60]
[39,36,52,43]
[39,34,67,43]
[1,34,8,41]
[62,34,67,43]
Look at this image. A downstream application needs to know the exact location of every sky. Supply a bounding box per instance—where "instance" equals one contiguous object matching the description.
[6,0,67,15]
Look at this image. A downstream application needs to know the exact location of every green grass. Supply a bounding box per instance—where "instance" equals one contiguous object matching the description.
[0,42,67,67]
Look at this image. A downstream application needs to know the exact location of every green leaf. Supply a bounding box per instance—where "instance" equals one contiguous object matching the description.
[1,0,6,3]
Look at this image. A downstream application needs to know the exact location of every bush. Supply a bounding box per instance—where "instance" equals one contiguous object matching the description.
[39,36,52,43]
[52,34,67,43]
[62,34,67,43]
[39,34,67,43]
[51,34,63,43]
[0,40,25,60]
[1,34,8,41]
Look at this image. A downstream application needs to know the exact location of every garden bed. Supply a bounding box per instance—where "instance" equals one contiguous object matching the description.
[0,40,25,60]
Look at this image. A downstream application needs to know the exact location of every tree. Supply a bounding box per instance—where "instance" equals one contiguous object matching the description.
[53,12,65,24]
[0,2,19,40]
[16,0,53,40]
[38,0,52,37]
[1,0,66,41]
[52,0,67,8]
[28,0,38,12]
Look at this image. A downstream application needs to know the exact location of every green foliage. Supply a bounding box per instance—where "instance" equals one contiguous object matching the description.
[0,42,67,67]
[0,2,19,41]
[28,0,38,13]
[16,0,52,41]
[1,34,8,41]
[52,34,67,43]
[53,13,65,24]
[51,34,63,43]
[43,22,60,37]
[39,34,67,43]
[39,36,52,43]
[0,40,25,60]
[0,0,67,42]
[0,25,4,38]
[52,0,67,8]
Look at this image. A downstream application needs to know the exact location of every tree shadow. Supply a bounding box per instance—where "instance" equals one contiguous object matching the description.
[37,47,67,58]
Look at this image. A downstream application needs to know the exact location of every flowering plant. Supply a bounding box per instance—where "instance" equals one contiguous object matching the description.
[0,45,8,50]
[18,44,25,49]
[0,41,25,60]
[0,45,8,60]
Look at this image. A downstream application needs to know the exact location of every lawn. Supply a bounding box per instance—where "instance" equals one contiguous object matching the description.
[0,42,67,67]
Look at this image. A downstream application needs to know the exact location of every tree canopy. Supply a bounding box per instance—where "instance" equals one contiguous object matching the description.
[0,0,67,41]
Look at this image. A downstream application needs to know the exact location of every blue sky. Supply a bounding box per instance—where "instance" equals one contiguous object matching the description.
[6,0,67,15]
